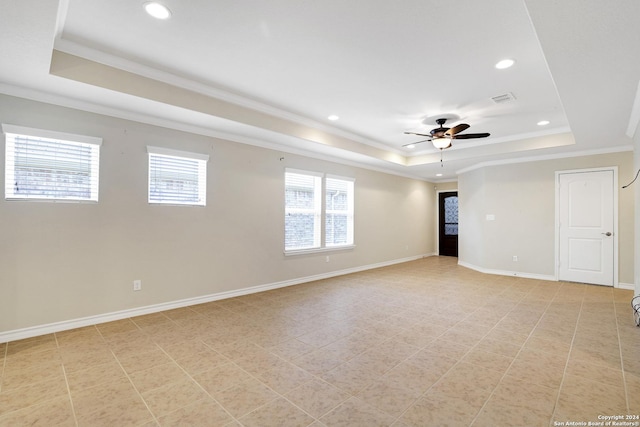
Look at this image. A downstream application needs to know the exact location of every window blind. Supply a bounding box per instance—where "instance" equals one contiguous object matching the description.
[4,126,101,202]
[147,146,208,206]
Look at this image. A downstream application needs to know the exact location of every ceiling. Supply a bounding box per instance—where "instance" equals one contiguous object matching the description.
[0,0,638,181]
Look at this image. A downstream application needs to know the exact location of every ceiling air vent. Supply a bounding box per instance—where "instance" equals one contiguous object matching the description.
[491,92,516,104]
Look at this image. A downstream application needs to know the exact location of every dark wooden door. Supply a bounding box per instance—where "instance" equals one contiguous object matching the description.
[439,192,458,257]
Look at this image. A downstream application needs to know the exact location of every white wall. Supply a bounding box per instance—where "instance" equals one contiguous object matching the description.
[458,152,635,284]
[0,94,435,334]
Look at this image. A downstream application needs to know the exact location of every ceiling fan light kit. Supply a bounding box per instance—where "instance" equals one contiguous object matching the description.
[432,137,451,149]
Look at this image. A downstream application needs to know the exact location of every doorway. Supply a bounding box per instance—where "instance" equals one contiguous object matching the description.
[439,191,458,257]
[556,168,617,286]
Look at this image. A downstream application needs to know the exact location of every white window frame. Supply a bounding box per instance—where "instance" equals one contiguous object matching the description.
[325,174,355,248]
[3,124,102,202]
[147,146,209,206]
[284,168,355,255]
[284,169,323,251]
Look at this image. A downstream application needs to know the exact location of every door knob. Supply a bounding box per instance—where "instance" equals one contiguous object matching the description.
[602,232,612,236]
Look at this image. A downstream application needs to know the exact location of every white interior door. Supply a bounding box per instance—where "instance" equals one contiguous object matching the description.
[558,170,615,286]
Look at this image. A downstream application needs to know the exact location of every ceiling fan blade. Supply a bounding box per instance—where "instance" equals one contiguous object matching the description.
[453,132,490,139]
[445,123,469,136]
[402,139,430,147]
[404,132,431,137]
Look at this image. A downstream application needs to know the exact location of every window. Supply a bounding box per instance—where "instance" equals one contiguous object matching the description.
[285,170,322,250]
[3,124,101,202]
[285,169,354,253]
[325,176,354,246]
[147,146,208,206]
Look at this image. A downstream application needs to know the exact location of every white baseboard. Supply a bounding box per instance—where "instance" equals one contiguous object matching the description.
[617,282,635,291]
[459,261,636,290]
[0,254,433,343]
[457,260,557,282]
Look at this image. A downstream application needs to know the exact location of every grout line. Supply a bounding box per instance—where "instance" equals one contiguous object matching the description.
[94,322,161,426]
[613,295,631,413]
[549,284,586,423]
[54,329,80,427]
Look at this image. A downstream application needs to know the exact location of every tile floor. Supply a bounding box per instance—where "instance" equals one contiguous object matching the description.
[0,257,638,426]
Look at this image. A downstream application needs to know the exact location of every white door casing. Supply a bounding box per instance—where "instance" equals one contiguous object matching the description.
[556,168,617,286]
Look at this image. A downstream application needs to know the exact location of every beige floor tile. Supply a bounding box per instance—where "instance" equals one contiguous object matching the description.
[400,391,483,427]
[382,360,444,395]
[116,347,173,374]
[212,377,279,418]
[556,373,627,418]
[267,338,316,361]
[4,348,61,370]
[5,335,57,357]
[234,349,287,376]
[524,334,572,355]
[569,346,622,369]
[443,362,503,393]
[483,327,529,347]
[404,349,458,378]
[489,375,558,415]
[157,399,234,426]
[472,398,551,427]
[192,363,253,395]
[60,346,117,372]
[320,360,378,395]
[0,395,75,427]
[238,397,315,427]
[422,338,472,360]
[285,379,349,418]
[565,358,624,388]
[474,337,522,358]
[76,396,153,427]
[294,348,347,376]
[108,336,161,358]
[130,312,172,329]
[506,358,565,390]
[94,319,140,336]
[320,396,396,427]
[460,348,514,374]
[627,373,640,413]
[0,377,69,416]
[129,361,191,393]
[66,360,127,392]
[71,377,141,419]
[0,359,65,391]
[257,359,315,394]
[141,378,209,418]
[356,377,421,417]
[174,349,230,375]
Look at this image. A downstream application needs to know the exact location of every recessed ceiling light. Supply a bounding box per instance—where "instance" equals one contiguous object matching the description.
[436,173,443,177]
[405,144,416,149]
[327,115,339,121]
[537,120,550,126]
[495,58,515,69]
[144,2,172,19]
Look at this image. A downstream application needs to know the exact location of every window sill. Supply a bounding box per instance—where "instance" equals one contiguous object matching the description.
[284,245,356,257]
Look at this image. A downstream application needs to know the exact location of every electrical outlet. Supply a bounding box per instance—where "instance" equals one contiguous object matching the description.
[326,256,330,263]
[512,256,518,262]
[133,280,142,291]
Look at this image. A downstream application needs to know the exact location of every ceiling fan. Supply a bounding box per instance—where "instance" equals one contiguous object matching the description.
[403,118,490,150]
